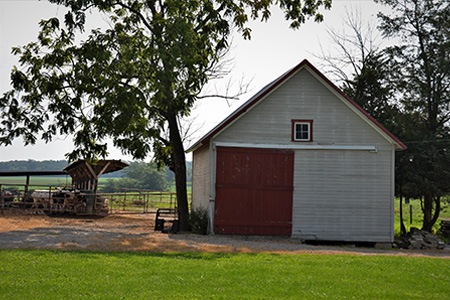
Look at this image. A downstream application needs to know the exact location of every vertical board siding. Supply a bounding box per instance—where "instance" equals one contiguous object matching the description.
[292,149,393,242]
[192,143,211,210]
[214,147,294,236]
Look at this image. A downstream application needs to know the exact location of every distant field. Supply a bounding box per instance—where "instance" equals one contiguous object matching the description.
[0,176,113,189]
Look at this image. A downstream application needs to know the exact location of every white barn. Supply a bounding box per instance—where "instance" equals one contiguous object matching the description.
[187,60,406,243]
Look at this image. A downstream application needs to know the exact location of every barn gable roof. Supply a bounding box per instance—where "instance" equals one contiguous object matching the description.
[187,59,406,152]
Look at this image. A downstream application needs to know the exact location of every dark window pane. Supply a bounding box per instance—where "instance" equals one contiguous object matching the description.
[294,122,310,141]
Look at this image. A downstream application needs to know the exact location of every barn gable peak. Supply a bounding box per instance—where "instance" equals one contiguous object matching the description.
[187,59,406,152]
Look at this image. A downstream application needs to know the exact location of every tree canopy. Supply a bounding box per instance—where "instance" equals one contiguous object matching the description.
[0,0,331,230]
[377,0,450,231]
[322,0,449,232]
[102,161,170,192]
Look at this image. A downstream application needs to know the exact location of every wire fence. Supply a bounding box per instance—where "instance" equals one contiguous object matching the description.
[0,183,185,215]
[102,191,179,214]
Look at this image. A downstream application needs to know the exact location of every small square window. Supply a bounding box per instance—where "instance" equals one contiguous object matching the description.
[292,120,313,142]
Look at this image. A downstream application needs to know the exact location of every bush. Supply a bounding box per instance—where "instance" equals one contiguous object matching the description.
[190,207,208,235]
[437,220,450,243]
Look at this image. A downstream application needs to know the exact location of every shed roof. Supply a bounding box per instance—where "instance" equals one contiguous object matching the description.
[187,59,406,152]
[64,159,129,183]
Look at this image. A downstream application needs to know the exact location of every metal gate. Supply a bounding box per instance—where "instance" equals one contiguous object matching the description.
[214,147,294,236]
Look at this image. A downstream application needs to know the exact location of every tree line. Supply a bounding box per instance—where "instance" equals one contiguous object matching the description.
[101,161,192,192]
[0,160,192,191]
[0,160,69,173]
[325,0,449,232]
[0,159,123,177]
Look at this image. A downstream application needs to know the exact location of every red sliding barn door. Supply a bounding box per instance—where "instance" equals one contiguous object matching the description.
[214,147,294,236]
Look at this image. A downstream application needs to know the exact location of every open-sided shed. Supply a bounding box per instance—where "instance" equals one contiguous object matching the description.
[0,159,128,215]
[188,60,406,244]
[64,159,128,191]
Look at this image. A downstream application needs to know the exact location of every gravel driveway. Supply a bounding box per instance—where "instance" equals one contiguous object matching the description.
[1,212,449,258]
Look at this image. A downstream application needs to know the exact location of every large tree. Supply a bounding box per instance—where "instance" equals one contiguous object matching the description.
[318,9,410,232]
[377,0,450,231]
[318,9,400,130]
[319,3,449,233]
[0,0,331,230]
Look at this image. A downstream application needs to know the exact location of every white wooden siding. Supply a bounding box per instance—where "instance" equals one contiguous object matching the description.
[192,143,211,210]
[194,66,397,240]
[214,69,391,150]
[292,149,393,242]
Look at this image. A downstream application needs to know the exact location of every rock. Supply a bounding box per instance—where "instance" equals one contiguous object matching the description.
[437,241,446,250]
[409,240,421,250]
[394,230,448,250]
[439,221,450,238]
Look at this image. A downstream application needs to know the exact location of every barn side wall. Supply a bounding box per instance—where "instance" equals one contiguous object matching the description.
[292,149,394,242]
[191,143,211,211]
[206,67,396,241]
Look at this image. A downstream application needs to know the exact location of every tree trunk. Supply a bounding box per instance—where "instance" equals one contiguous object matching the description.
[399,195,407,235]
[430,196,441,229]
[167,113,190,231]
[421,194,440,232]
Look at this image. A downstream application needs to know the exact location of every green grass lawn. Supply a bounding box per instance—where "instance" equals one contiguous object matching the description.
[0,250,449,299]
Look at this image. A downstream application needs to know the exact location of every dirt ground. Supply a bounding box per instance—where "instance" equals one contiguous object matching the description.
[0,211,449,258]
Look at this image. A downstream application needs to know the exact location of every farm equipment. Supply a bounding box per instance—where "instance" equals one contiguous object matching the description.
[154,208,179,232]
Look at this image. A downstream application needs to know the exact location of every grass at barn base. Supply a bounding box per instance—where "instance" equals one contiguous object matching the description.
[0,250,449,299]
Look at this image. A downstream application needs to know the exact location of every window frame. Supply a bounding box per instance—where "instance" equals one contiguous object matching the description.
[291,119,313,142]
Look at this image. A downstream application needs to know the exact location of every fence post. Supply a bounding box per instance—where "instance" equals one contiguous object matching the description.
[1,184,3,213]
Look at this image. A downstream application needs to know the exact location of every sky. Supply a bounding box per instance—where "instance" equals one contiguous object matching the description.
[0,0,392,162]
